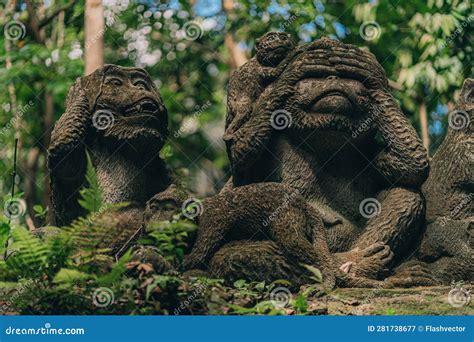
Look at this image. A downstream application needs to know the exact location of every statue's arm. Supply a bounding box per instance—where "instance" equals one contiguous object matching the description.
[48,80,91,178]
[329,47,429,187]
[371,90,429,187]
[227,51,332,185]
[227,84,285,178]
[48,80,91,225]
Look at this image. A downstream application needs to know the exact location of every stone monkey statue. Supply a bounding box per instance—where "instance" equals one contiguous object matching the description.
[77,184,193,275]
[218,35,429,285]
[128,184,190,274]
[48,65,171,226]
[183,182,336,288]
[144,183,336,288]
[423,78,473,225]
[388,78,473,286]
[224,32,295,141]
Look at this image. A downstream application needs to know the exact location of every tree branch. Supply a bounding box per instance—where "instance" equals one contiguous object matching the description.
[39,0,77,29]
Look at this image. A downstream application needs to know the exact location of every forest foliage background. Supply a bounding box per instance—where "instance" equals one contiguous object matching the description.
[0,0,472,228]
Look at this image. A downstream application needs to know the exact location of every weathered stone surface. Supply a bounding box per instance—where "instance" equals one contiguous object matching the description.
[49,65,171,226]
[49,38,473,289]
[389,78,473,286]
[201,34,430,287]
[183,182,336,289]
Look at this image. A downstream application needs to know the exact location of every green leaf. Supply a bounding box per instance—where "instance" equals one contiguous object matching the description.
[302,264,323,283]
[254,281,266,291]
[6,227,49,278]
[0,222,10,257]
[78,151,103,213]
[97,249,132,286]
[0,281,19,289]
[233,279,247,288]
[159,144,173,159]
[293,294,308,313]
[53,268,92,284]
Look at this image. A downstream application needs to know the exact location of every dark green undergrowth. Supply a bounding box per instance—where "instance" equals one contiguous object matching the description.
[0,213,325,315]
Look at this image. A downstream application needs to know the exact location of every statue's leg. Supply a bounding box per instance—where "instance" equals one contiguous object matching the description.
[337,187,424,279]
[183,193,235,270]
[419,217,473,281]
[209,240,309,289]
[269,205,336,288]
[354,187,424,256]
[383,261,440,287]
[185,182,336,288]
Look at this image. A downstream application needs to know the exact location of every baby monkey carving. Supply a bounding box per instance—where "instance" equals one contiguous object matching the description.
[224,32,295,142]
[186,183,336,288]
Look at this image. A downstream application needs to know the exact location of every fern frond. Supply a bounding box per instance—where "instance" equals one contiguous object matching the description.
[97,249,132,286]
[0,221,10,259]
[6,226,49,278]
[53,268,93,285]
[78,151,103,213]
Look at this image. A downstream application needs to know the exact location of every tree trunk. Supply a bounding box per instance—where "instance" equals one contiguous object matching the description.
[42,92,55,224]
[419,101,430,154]
[222,0,248,69]
[24,147,40,227]
[84,0,104,75]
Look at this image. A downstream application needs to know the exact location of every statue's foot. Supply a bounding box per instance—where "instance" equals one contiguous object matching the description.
[335,242,393,279]
[384,261,440,288]
[337,272,385,288]
[322,272,337,291]
[128,246,172,275]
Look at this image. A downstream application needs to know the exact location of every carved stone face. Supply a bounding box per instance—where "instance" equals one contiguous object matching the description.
[144,185,186,223]
[292,75,372,134]
[86,65,168,146]
[145,196,180,222]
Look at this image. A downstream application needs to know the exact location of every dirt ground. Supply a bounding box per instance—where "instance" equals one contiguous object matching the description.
[1,285,472,315]
[308,286,474,315]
